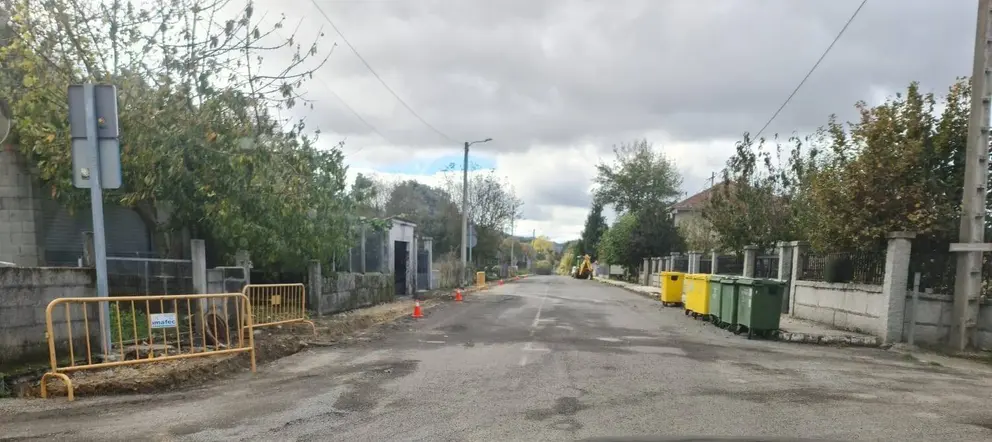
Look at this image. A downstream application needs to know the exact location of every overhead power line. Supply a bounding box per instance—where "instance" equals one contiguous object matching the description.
[308,0,455,143]
[750,0,869,141]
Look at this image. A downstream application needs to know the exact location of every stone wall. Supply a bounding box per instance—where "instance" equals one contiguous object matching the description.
[0,146,45,266]
[0,267,97,366]
[312,272,395,316]
[790,280,886,336]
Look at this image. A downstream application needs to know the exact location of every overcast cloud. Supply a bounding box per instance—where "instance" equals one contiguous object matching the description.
[256,0,975,241]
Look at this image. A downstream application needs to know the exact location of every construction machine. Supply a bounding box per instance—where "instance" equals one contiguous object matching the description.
[571,254,593,279]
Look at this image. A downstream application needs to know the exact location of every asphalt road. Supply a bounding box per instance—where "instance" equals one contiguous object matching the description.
[4,276,992,441]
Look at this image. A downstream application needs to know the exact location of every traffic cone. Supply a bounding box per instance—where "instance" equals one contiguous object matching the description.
[412,301,424,318]
[454,289,463,302]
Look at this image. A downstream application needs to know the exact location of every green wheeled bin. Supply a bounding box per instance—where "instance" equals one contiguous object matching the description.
[736,278,787,339]
[707,275,724,325]
[719,276,741,331]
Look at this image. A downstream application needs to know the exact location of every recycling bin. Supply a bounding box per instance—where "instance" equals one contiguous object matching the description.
[719,276,741,330]
[707,275,724,324]
[659,271,684,306]
[736,278,787,339]
[683,274,712,318]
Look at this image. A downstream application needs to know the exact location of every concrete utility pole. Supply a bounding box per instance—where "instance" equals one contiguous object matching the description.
[460,138,491,285]
[950,0,992,351]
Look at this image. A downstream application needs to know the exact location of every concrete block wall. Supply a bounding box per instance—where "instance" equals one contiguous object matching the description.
[903,293,992,349]
[312,272,395,316]
[0,267,97,366]
[0,146,45,266]
[790,280,886,336]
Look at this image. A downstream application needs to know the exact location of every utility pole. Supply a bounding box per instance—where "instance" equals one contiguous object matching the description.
[460,141,469,285]
[950,0,992,351]
[460,138,492,285]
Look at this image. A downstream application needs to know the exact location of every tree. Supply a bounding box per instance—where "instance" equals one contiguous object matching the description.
[703,134,803,252]
[599,205,683,274]
[678,222,720,252]
[578,200,608,259]
[530,235,554,260]
[594,139,683,213]
[441,168,522,232]
[801,81,970,251]
[440,166,523,265]
[0,0,362,269]
[597,213,638,272]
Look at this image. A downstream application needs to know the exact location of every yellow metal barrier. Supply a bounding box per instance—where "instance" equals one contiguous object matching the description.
[42,293,256,400]
[476,271,486,288]
[241,283,316,335]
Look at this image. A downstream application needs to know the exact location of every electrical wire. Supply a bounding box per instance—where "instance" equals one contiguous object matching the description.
[308,0,455,143]
[750,0,869,141]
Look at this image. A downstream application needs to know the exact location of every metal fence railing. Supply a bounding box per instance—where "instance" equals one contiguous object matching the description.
[754,255,780,279]
[699,259,712,274]
[716,255,743,276]
[800,251,885,285]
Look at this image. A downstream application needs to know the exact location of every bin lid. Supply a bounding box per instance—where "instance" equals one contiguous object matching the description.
[735,277,761,286]
[660,271,684,277]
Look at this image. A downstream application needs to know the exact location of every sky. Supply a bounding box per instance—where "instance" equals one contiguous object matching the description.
[252,0,975,242]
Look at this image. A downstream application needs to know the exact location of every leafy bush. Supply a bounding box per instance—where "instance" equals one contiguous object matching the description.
[534,260,553,275]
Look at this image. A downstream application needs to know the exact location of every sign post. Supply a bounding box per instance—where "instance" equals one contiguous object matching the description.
[68,84,121,358]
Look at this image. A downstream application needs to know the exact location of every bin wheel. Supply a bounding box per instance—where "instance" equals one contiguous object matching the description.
[746,329,753,340]
[732,325,742,335]
[684,309,690,316]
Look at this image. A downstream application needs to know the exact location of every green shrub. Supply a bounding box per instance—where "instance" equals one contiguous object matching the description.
[534,260,553,275]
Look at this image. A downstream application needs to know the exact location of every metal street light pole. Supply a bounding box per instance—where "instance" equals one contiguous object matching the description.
[461,138,492,285]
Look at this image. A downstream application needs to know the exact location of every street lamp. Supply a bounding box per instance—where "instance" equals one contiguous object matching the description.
[461,138,492,285]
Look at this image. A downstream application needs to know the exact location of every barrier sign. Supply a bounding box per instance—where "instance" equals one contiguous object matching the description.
[149,313,178,329]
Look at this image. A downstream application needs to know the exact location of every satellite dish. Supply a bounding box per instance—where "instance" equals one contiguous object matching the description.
[0,98,11,144]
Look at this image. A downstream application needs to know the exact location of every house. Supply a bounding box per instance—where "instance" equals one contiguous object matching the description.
[671,183,728,227]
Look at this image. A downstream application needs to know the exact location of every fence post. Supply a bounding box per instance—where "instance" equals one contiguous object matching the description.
[82,231,95,267]
[688,251,701,274]
[235,250,251,285]
[308,260,323,317]
[743,245,758,278]
[777,241,794,313]
[788,241,809,316]
[710,251,719,274]
[880,231,916,344]
[360,226,367,274]
[423,237,434,289]
[641,258,649,284]
[191,239,207,334]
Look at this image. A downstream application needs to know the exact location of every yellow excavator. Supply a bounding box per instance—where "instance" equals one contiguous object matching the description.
[571,254,594,279]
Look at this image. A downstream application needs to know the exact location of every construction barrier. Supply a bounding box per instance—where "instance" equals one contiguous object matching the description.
[42,293,256,400]
[241,283,316,335]
[476,271,486,288]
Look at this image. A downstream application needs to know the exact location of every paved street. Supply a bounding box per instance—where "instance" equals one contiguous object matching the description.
[4,276,992,441]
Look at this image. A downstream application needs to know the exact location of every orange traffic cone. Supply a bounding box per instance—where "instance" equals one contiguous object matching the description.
[412,301,424,318]
[454,289,463,302]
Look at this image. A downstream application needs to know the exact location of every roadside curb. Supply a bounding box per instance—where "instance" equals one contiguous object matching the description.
[773,330,880,348]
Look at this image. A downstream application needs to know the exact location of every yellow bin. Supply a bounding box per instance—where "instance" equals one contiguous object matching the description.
[659,271,684,306]
[684,273,712,316]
